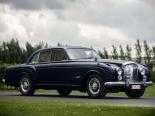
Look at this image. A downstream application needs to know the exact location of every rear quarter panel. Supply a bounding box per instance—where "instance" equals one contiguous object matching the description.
[5,64,36,86]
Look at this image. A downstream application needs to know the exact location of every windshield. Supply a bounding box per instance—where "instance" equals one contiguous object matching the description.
[67,48,101,60]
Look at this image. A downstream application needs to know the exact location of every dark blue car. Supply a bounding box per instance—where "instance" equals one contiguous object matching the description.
[2,47,153,98]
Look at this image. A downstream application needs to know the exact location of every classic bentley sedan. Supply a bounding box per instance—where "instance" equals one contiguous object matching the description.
[2,47,153,98]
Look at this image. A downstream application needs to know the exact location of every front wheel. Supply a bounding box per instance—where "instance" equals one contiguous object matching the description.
[19,75,35,96]
[57,89,72,96]
[86,74,106,98]
[125,87,145,98]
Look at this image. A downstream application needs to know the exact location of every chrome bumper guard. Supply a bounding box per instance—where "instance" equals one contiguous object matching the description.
[104,81,153,87]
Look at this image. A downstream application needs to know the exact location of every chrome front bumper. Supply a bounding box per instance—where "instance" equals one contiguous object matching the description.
[104,81,153,87]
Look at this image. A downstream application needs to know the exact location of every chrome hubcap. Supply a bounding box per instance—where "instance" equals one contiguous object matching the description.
[89,78,100,95]
[21,78,30,92]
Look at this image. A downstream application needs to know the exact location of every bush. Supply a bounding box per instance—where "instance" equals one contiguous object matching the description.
[0,64,10,78]
[0,64,15,90]
[150,71,155,83]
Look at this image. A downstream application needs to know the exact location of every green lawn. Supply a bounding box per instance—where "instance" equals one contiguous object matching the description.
[0,99,155,116]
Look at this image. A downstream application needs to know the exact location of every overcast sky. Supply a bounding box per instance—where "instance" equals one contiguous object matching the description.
[0,0,155,52]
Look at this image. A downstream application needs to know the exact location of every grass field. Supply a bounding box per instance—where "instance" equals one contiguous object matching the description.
[0,85,154,116]
[0,99,155,116]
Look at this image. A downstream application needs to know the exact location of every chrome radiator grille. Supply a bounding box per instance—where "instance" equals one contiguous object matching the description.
[123,63,139,82]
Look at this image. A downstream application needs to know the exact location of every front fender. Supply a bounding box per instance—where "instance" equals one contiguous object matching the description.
[98,63,116,82]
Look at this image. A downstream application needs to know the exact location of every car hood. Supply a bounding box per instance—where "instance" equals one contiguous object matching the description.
[70,58,136,67]
[98,59,135,66]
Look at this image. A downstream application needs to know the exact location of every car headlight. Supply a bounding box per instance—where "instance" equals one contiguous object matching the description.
[139,67,145,75]
[117,68,123,81]
[117,68,122,75]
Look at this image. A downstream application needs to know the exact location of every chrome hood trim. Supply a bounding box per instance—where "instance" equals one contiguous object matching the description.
[122,61,137,66]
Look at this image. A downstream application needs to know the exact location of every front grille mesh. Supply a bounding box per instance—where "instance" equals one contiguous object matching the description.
[123,64,139,82]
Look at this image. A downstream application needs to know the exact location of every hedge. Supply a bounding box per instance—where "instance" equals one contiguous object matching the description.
[0,64,11,78]
[0,64,15,89]
[150,71,155,83]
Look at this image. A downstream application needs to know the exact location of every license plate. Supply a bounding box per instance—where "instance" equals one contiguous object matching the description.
[131,85,141,90]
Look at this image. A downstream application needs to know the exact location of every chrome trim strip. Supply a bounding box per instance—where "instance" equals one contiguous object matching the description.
[122,61,137,66]
[104,81,153,87]
[104,82,125,86]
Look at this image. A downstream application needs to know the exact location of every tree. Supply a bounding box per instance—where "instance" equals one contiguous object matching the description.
[0,38,48,64]
[135,39,142,63]
[98,48,109,59]
[6,38,23,63]
[0,41,2,63]
[1,41,8,63]
[103,48,109,59]
[152,46,155,71]
[34,41,47,51]
[111,45,118,59]
[143,40,152,70]
[57,42,63,47]
[119,45,125,60]
[126,44,132,61]
[98,50,104,59]
[26,42,34,58]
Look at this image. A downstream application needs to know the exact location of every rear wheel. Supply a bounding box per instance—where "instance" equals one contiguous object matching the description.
[57,89,72,96]
[125,87,145,98]
[19,75,35,96]
[86,74,106,98]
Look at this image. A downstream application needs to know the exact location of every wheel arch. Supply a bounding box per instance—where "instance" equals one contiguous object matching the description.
[81,69,106,92]
[17,67,36,86]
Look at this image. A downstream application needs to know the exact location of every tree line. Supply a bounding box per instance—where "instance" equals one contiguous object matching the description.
[0,38,155,70]
[0,38,48,64]
[98,40,155,70]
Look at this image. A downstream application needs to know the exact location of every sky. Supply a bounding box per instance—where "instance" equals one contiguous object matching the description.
[0,0,155,53]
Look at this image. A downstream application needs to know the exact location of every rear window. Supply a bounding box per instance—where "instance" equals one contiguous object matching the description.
[52,49,68,61]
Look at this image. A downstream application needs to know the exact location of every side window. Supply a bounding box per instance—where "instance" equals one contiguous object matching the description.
[52,49,68,61]
[38,50,51,62]
[30,52,39,63]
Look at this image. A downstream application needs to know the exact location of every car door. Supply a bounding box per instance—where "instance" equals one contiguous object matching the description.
[31,48,83,85]
[33,49,52,84]
[48,48,72,85]
[50,48,97,86]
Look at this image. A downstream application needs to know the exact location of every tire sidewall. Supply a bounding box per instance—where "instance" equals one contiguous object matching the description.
[125,87,145,98]
[19,75,34,96]
[86,74,106,98]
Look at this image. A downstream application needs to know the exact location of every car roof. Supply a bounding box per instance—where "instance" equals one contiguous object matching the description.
[36,46,92,52]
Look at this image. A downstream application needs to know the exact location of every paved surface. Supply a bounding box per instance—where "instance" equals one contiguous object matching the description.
[0,92,155,107]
